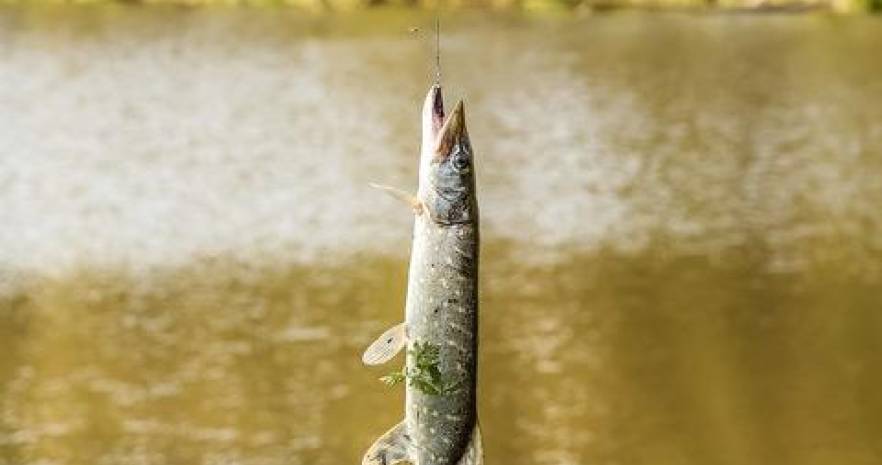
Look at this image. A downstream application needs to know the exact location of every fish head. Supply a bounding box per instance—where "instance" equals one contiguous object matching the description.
[419,85,478,226]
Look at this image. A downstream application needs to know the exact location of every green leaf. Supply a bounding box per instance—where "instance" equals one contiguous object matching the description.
[378,340,463,396]
[380,369,406,386]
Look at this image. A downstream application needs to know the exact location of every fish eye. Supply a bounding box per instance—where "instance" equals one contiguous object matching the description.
[451,148,470,172]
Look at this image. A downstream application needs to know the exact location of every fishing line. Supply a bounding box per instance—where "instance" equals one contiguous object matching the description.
[434,15,442,86]
[408,15,442,86]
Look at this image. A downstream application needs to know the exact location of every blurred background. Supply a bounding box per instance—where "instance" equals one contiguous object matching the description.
[1,3,882,465]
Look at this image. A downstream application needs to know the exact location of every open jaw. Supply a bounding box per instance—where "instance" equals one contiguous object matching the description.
[430,84,445,134]
[424,85,466,159]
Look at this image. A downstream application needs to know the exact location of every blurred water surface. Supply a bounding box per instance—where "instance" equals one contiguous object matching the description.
[1,7,882,465]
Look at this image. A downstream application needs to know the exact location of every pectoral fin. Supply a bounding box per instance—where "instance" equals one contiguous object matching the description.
[457,422,484,465]
[363,420,413,465]
[369,183,423,215]
[362,322,407,366]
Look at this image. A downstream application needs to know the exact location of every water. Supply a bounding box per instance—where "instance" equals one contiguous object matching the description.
[1,7,881,465]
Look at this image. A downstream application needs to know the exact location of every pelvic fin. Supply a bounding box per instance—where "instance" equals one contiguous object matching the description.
[362,420,413,465]
[457,422,484,465]
[362,322,407,366]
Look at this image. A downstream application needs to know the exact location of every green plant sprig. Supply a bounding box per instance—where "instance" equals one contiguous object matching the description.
[379,341,461,396]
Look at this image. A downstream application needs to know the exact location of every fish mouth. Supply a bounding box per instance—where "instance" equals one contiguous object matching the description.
[422,84,446,142]
[430,84,445,134]
[436,100,465,158]
[422,84,467,160]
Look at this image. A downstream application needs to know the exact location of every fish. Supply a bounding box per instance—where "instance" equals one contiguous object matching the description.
[361,83,482,465]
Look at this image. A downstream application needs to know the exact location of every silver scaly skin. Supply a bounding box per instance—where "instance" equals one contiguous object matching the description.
[361,84,482,465]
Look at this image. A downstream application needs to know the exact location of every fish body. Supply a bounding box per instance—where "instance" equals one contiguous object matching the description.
[362,85,482,465]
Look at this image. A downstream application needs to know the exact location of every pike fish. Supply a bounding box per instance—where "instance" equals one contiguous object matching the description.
[361,84,482,465]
